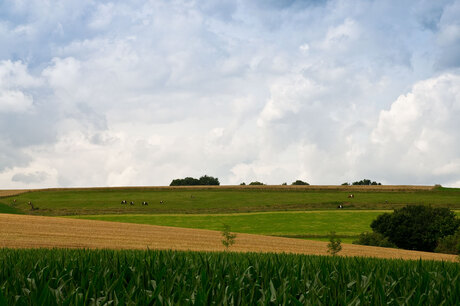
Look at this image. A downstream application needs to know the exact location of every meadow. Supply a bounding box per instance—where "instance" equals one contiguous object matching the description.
[2,185,459,216]
[1,248,459,305]
[71,210,392,243]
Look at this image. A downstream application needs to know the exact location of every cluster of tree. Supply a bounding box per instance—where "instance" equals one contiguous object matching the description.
[342,179,382,186]
[170,175,220,186]
[291,180,309,185]
[241,180,309,186]
[353,205,460,253]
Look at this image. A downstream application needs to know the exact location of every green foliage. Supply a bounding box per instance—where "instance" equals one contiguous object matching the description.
[327,231,342,255]
[1,248,459,304]
[248,181,264,185]
[170,175,220,186]
[435,229,460,255]
[342,182,350,186]
[221,224,237,250]
[239,182,246,185]
[352,179,381,185]
[371,205,460,252]
[353,232,396,248]
[291,180,309,185]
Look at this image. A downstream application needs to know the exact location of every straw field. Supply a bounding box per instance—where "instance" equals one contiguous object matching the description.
[0,213,456,262]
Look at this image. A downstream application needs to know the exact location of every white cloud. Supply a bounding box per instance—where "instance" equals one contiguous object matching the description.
[0,1,460,188]
[370,73,460,185]
[0,90,33,112]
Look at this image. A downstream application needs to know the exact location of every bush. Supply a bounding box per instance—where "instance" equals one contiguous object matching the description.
[371,205,460,252]
[291,180,309,185]
[435,229,460,255]
[352,232,396,248]
[248,181,264,185]
[170,175,220,186]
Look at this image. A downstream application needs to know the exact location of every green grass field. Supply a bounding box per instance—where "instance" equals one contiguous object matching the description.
[0,202,23,214]
[69,210,388,242]
[70,210,460,243]
[2,186,460,215]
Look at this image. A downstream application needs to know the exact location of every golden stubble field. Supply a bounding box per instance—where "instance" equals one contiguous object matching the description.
[0,190,30,197]
[0,213,456,262]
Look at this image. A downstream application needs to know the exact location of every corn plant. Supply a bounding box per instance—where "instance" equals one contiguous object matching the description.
[0,248,459,305]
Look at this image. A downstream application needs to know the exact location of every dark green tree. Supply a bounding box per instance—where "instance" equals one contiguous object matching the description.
[248,181,264,185]
[291,180,309,185]
[352,179,381,185]
[170,175,219,186]
[198,175,220,185]
[371,205,460,252]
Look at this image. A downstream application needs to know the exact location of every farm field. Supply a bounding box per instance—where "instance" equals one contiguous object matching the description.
[70,210,393,243]
[1,248,459,305]
[1,185,460,215]
[0,213,457,262]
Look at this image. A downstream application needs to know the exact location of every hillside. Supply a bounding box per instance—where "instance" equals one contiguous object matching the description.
[1,185,459,215]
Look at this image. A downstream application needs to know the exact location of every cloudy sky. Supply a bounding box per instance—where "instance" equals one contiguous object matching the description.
[1,0,460,188]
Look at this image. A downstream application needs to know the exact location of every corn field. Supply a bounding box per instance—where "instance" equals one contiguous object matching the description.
[0,248,459,305]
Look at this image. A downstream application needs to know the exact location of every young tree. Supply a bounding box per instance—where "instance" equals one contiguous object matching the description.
[327,231,342,256]
[221,224,237,250]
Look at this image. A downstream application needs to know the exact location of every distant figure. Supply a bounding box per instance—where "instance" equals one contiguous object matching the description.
[160,200,164,204]
[13,199,16,203]
[142,201,148,206]
[385,200,388,204]
[130,201,134,206]
[338,204,343,209]
[348,194,354,198]
[121,200,127,205]
[28,201,38,211]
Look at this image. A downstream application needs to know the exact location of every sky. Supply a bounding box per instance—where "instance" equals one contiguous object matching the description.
[0,0,459,188]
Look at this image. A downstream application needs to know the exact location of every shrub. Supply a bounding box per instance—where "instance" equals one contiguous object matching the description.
[352,232,396,248]
[371,205,460,252]
[248,181,264,185]
[435,229,460,255]
[291,180,309,185]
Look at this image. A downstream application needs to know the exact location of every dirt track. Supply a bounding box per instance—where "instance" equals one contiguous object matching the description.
[0,214,456,262]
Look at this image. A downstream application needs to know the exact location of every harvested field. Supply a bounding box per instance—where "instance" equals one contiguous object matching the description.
[0,189,30,197]
[0,213,456,262]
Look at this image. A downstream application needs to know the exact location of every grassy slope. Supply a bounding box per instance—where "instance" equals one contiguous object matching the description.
[70,210,460,243]
[0,203,23,214]
[70,210,386,238]
[2,186,460,215]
